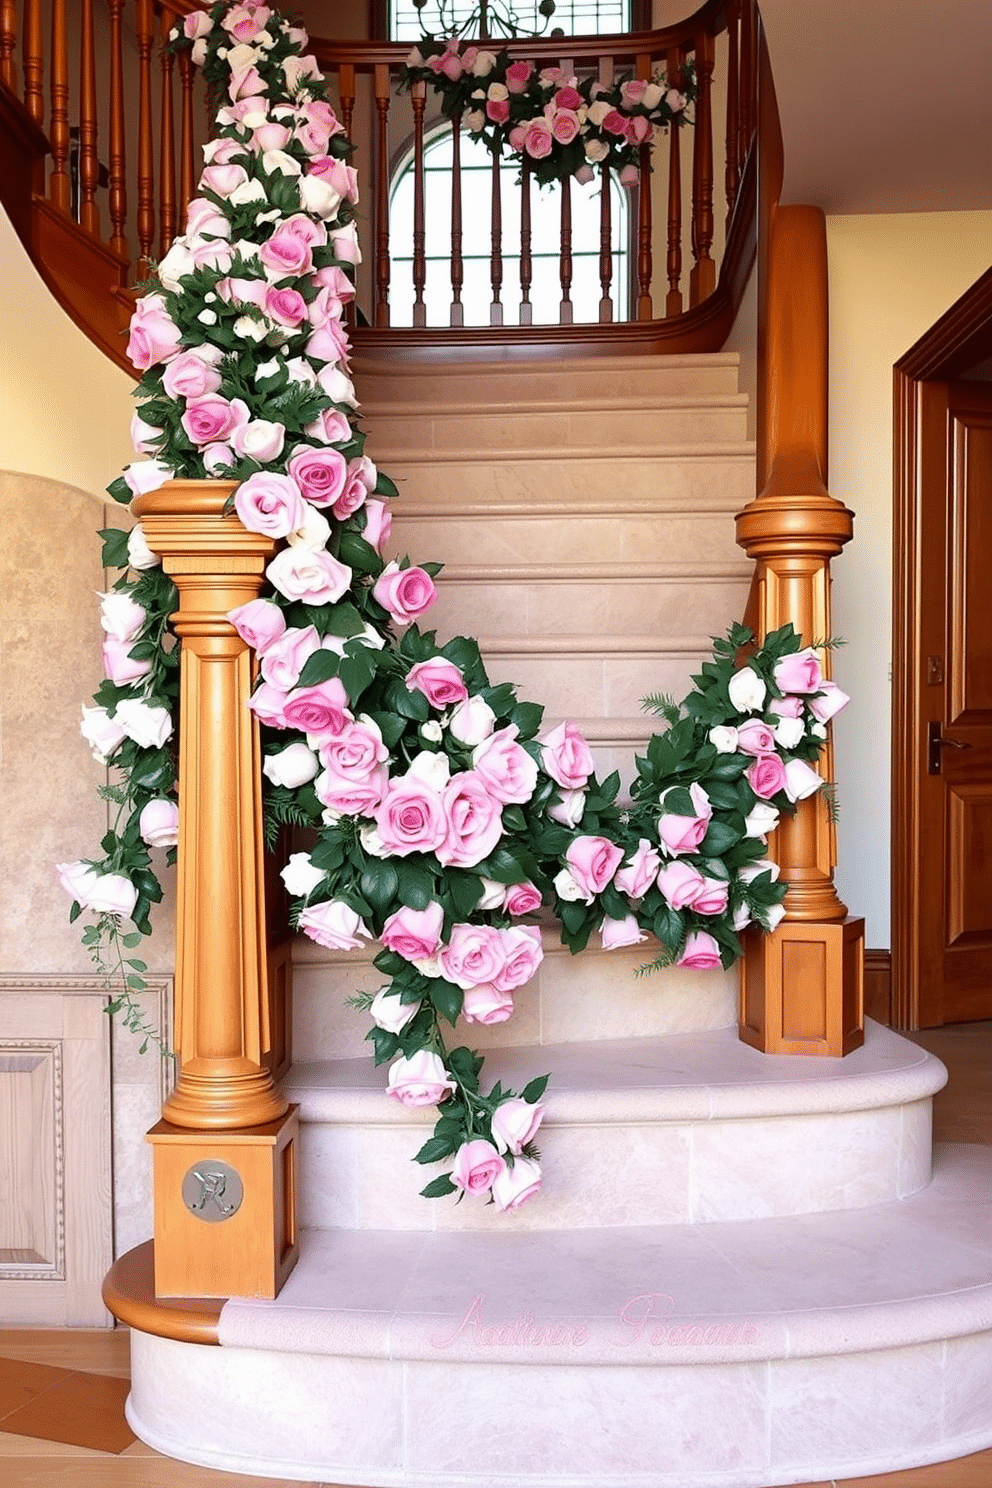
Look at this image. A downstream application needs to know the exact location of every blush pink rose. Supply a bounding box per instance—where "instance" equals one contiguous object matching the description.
[437,771,504,868]
[406,658,468,709]
[228,64,266,101]
[461,984,514,1025]
[784,758,822,801]
[183,11,213,38]
[386,1050,456,1108]
[266,547,353,606]
[566,835,624,899]
[265,286,308,327]
[162,349,223,399]
[625,113,652,144]
[551,108,581,144]
[539,720,594,790]
[102,635,151,685]
[677,931,723,970]
[259,227,314,278]
[297,899,372,951]
[522,119,554,159]
[614,838,662,899]
[505,60,532,93]
[126,295,182,370]
[182,395,249,448]
[451,1139,506,1193]
[259,625,321,690]
[490,1097,544,1155]
[287,447,349,508]
[381,902,444,962]
[492,925,543,992]
[656,860,705,910]
[373,563,437,626]
[737,719,777,756]
[221,2,271,41]
[200,162,248,198]
[282,677,351,736]
[246,681,289,728]
[186,196,233,235]
[492,1156,542,1212]
[304,407,353,447]
[362,499,392,553]
[746,754,787,800]
[767,695,803,719]
[774,648,823,695]
[504,882,542,916]
[315,765,388,818]
[375,775,447,857]
[235,471,306,538]
[808,681,850,723]
[332,457,376,521]
[318,716,388,780]
[601,915,647,950]
[228,598,286,654]
[657,782,712,856]
[438,923,506,990]
[693,877,730,915]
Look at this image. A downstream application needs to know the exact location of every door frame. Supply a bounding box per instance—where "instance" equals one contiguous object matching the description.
[891,264,992,1028]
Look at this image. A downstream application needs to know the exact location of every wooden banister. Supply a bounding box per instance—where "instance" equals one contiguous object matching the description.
[48,0,69,212]
[136,0,156,275]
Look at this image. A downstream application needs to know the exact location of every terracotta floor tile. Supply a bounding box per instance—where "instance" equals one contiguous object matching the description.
[0,1370,134,1453]
[0,1463,319,1486]
[0,1329,131,1377]
[0,1357,73,1422]
[842,1446,992,1486]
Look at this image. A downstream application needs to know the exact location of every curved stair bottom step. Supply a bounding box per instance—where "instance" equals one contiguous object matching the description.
[125,1144,992,1488]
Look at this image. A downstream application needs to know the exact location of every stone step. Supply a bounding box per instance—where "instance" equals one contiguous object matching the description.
[364,396,749,456]
[291,922,737,1066]
[128,1141,992,1485]
[284,1022,945,1233]
[354,350,744,406]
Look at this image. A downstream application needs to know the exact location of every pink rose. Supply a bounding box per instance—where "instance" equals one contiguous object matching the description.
[555,85,582,109]
[773,648,823,695]
[784,758,822,801]
[253,121,292,152]
[298,898,372,951]
[566,835,624,899]
[539,720,594,790]
[162,349,223,399]
[375,775,448,857]
[522,119,554,159]
[287,447,349,508]
[625,113,652,144]
[504,882,542,916]
[614,838,662,899]
[437,923,506,990]
[221,3,271,42]
[461,985,515,1025]
[282,677,351,736]
[808,681,850,723]
[492,1157,542,1212]
[657,782,712,855]
[266,546,353,606]
[505,60,532,94]
[406,658,468,709]
[311,263,356,301]
[234,472,306,538]
[308,157,359,205]
[440,51,463,80]
[265,286,308,327]
[602,109,628,137]
[620,79,647,105]
[768,695,803,719]
[182,395,249,448]
[547,788,585,827]
[186,196,232,235]
[307,320,351,366]
[319,716,388,780]
[259,625,321,690]
[138,798,179,847]
[373,563,437,626]
[737,719,776,756]
[183,11,213,38]
[228,598,286,654]
[656,860,705,910]
[304,408,353,447]
[246,681,289,728]
[746,754,787,800]
[381,902,444,962]
[486,99,510,123]
[102,635,151,685]
[315,765,387,818]
[551,109,581,144]
[492,925,543,992]
[332,457,376,522]
[693,877,730,915]
[200,163,248,199]
[437,771,504,868]
[126,295,182,370]
[362,499,392,553]
[386,1050,456,1108]
[228,64,266,101]
[260,228,314,278]
[677,931,723,970]
[601,915,646,950]
[451,1139,506,1194]
[328,222,361,266]
[490,1098,544,1156]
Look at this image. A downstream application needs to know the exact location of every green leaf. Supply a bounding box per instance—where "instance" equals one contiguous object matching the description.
[360,863,400,914]
[98,527,130,569]
[338,531,382,575]
[510,700,544,737]
[322,601,366,639]
[699,820,741,856]
[68,899,82,923]
[414,1133,459,1165]
[295,650,341,689]
[374,471,399,499]
[396,861,436,911]
[660,786,696,817]
[368,711,407,747]
[430,979,464,1026]
[476,846,526,886]
[339,648,378,703]
[521,1074,549,1104]
[385,678,430,721]
[420,1173,457,1199]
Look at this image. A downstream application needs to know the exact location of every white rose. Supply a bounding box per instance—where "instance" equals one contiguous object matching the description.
[356,624,386,651]
[360,822,390,858]
[471,50,498,76]
[114,698,173,749]
[287,504,331,551]
[744,802,780,839]
[298,175,342,220]
[586,100,611,126]
[80,705,127,762]
[191,37,208,66]
[553,866,588,903]
[369,987,420,1034]
[761,902,787,931]
[232,238,262,262]
[407,750,450,791]
[138,798,180,847]
[642,82,663,110]
[583,139,608,163]
[811,721,828,739]
[406,45,425,66]
[708,724,738,753]
[280,851,326,898]
[197,308,218,325]
[255,358,282,381]
[84,871,139,918]
[464,109,485,133]
[783,758,822,801]
[226,42,261,70]
[486,81,508,101]
[773,716,805,749]
[131,410,163,453]
[727,666,767,713]
[227,178,268,207]
[262,148,302,177]
[420,720,444,743]
[317,364,358,407]
[547,788,585,828]
[157,240,196,291]
[286,357,318,387]
[233,315,268,341]
[739,858,780,884]
[449,695,496,746]
[283,54,323,89]
[99,590,145,642]
[123,459,174,496]
[234,418,285,462]
[476,878,507,911]
[126,524,159,570]
[666,88,688,113]
[732,903,752,931]
[263,743,320,788]
[412,953,443,978]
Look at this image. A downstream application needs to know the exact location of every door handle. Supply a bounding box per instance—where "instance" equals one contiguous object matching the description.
[928,720,971,774]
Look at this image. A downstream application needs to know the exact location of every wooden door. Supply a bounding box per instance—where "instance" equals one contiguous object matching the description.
[916,380,992,1026]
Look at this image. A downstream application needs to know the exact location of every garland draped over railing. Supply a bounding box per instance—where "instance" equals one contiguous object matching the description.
[57,0,848,1215]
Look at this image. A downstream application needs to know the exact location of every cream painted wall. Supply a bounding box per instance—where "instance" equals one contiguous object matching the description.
[826,210,992,947]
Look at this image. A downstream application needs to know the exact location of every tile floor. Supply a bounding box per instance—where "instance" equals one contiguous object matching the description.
[0,1020,989,1488]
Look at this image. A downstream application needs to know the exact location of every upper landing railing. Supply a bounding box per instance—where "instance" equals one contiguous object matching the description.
[0,0,758,362]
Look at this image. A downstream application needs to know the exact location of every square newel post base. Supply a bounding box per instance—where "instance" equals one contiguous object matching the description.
[147,1107,299,1300]
[739,917,865,1057]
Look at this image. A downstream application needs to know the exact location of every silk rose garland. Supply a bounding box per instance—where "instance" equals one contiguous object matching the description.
[57,0,848,1211]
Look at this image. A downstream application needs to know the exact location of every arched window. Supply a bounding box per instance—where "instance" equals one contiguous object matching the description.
[387,2,634,41]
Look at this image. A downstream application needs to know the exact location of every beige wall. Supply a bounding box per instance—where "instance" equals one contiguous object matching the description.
[826,210,992,946]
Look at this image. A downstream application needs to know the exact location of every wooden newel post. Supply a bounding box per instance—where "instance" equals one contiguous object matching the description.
[735,207,865,1056]
[131,482,298,1300]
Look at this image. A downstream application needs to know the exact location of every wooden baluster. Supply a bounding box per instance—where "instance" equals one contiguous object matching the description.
[665,45,683,317]
[725,0,741,223]
[158,6,177,256]
[338,62,355,142]
[374,64,391,327]
[78,0,99,234]
[22,0,43,124]
[519,157,532,325]
[635,51,653,321]
[136,0,155,274]
[411,79,427,327]
[0,0,16,92]
[107,0,128,258]
[449,111,463,327]
[739,0,756,169]
[598,162,613,323]
[689,29,715,307]
[178,47,196,225]
[490,148,503,325]
[558,174,573,325]
[48,0,70,211]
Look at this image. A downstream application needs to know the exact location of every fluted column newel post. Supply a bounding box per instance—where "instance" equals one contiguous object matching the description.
[132,482,298,1299]
[735,206,865,1056]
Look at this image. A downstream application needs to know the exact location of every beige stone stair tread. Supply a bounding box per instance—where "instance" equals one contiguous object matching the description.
[366,439,756,464]
[363,392,749,417]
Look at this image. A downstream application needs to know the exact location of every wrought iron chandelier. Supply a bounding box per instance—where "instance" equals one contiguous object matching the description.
[411,0,562,41]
